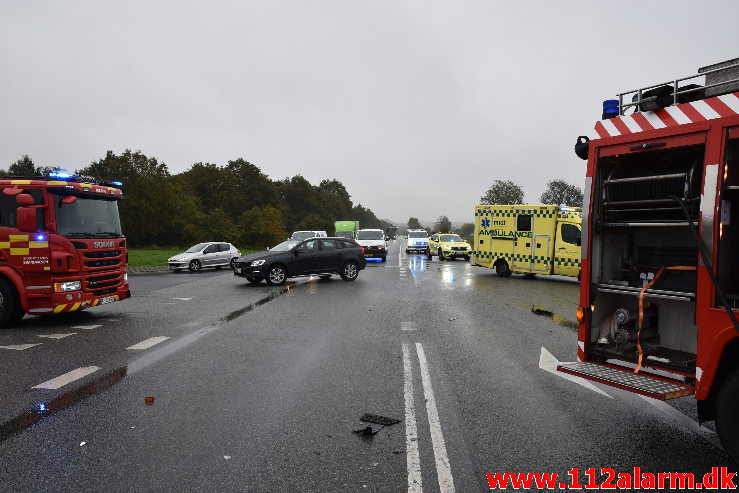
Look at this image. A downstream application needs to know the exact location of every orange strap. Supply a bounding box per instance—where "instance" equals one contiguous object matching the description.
[634,266,696,374]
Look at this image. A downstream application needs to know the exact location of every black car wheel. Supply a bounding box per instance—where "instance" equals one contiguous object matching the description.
[495,260,512,277]
[463,254,470,261]
[266,265,287,286]
[427,250,432,260]
[188,260,201,272]
[230,258,237,269]
[340,261,359,281]
[438,248,445,261]
[0,277,23,328]
[246,277,263,284]
[380,256,386,262]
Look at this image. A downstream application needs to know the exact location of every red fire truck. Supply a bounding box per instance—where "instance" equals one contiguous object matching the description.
[558,59,739,461]
[0,171,130,327]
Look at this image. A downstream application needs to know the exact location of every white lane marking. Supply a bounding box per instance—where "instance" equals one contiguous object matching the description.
[401,321,418,331]
[71,325,101,330]
[126,336,170,350]
[415,343,456,493]
[539,347,612,398]
[32,366,100,390]
[37,333,76,339]
[402,343,423,493]
[173,297,192,301]
[0,343,42,351]
[639,395,724,450]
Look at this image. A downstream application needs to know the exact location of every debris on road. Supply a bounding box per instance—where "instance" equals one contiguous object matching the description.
[531,305,554,317]
[360,414,400,426]
[144,397,155,405]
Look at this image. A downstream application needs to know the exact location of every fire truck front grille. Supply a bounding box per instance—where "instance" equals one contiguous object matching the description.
[85,273,122,294]
[84,250,121,258]
[85,259,121,268]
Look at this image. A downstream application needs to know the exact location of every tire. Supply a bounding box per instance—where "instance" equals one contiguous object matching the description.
[716,369,739,463]
[405,249,409,254]
[427,250,433,260]
[266,265,287,286]
[215,266,222,270]
[340,261,359,281]
[438,248,445,261]
[463,255,471,261]
[188,260,201,272]
[0,277,24,328]
[380,256,386,263]
[495,260,512,277]
[246,277,263,284]
[524,273,537,279]
[230,258,237,269]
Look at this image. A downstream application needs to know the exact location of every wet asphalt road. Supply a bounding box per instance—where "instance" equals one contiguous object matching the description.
[0,240,735,492]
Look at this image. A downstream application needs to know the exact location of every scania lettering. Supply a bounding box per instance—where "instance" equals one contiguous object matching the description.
[0,171,130,327]
[558,59,739,462]
[473,204,582,279]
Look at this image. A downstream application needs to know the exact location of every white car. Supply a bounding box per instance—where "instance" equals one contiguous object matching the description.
[355,229,388,262]
[168,242,241,272]
[290,230,328,241]
[405,229,429,254]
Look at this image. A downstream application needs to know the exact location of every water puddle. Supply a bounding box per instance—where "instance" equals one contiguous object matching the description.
[0,283,295,444]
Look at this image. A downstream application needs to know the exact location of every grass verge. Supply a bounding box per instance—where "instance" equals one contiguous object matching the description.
[128,248,257,268]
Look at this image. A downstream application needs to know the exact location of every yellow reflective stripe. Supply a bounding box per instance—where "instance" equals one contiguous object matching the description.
[10,180,31,185]
[28,241,48,248]
[9,235,29,242]
[54,304,67,313]
[0,242,9,249]
[70,302,81,312]
[10,248,29,255]
[43,266,50,271]
[114,295,120,301]
[46,181,68,185]
[92,299,100,306]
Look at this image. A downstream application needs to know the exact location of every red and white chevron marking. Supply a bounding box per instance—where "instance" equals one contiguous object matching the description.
[594,91,739,138]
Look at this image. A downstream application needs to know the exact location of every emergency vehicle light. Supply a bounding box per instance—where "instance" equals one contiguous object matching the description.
[602,99,619,119]
[35,234,46,241]
[48,170,74,180]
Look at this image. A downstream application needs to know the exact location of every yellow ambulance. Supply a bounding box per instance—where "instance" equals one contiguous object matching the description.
[472,205,582,279]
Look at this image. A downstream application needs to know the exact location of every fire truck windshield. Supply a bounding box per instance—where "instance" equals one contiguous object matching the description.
[54,196,123,238]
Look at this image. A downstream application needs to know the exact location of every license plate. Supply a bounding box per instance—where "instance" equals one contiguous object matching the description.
[365,254,374,257]
[99,295,116,305]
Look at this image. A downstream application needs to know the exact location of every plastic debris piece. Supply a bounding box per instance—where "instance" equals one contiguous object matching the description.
[223,456,231,460]
[80,441,86,446]
[144,396,155,405]
[360,414,400,426]
[353,425,380,436]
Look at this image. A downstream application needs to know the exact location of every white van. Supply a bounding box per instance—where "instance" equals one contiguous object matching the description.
[356,229,388,262]
[405,229,429,254]
[290,230,328,241]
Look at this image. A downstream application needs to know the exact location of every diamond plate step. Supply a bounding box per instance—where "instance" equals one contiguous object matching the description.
[557,361,694,400]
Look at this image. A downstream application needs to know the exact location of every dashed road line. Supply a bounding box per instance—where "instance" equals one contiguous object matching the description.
[71,325,102,330]
[416,343,456,493]
[172,297,192,301]
[401,321,418,331]
[402,343,423,493]
[32,366,100,390]
[0,343,42,351]
[126,336,170,350]
[37,333,76,339]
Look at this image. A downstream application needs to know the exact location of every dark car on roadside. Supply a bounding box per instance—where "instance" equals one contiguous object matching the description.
[233,237,367,285]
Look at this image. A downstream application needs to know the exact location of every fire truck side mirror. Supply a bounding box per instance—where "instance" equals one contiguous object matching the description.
[61,195,77,205]
[15,194,36,232]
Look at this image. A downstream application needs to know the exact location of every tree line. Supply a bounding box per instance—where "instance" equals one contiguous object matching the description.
[5,152,390,248]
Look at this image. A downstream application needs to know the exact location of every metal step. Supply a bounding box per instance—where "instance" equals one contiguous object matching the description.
[557,361,694,400]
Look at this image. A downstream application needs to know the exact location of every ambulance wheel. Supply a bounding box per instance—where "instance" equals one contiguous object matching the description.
[438,249,445,261]
[716,369,739,463]
[188,260,201,272]
[495,260,512,277]
[0,277,24,328]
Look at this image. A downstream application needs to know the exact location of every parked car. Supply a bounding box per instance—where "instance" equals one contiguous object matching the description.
[233,237,366,285]
[168,242,241,272]
[290,230,327,241]
[355,229,388,261]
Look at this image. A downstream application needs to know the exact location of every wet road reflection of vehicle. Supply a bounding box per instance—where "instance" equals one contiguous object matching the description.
[233,237,367,285]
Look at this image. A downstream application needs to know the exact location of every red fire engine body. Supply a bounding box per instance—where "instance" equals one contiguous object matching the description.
[0,175,130,327]
[558,59,739,461]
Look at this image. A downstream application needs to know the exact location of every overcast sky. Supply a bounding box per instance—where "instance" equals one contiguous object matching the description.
[1,1,736,224]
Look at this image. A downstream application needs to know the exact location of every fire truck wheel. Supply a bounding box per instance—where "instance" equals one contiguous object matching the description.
[438,249,445,261]
[188,260,201,272]
[716,368,739,462]
[495,260,512,277]
[0,277,23,327]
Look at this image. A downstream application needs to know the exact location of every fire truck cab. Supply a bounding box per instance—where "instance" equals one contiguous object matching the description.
[0,171,130,327]
[558,59,739,462]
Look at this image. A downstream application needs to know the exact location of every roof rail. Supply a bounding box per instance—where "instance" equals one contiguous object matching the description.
[617,58,739,115]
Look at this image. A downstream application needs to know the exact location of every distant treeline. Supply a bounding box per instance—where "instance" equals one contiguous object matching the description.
[5,152,390,248]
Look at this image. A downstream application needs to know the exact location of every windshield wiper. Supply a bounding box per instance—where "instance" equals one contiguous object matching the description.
[64,232,98,238]
[95,232,123,238]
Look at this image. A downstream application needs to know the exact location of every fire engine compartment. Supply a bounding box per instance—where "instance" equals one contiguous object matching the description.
[587,142,705,372]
